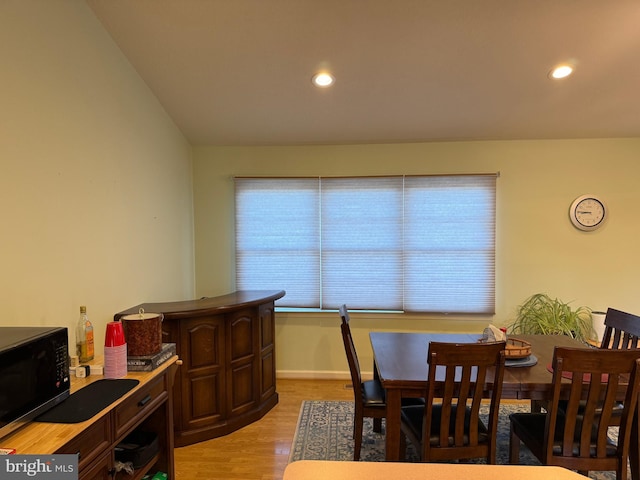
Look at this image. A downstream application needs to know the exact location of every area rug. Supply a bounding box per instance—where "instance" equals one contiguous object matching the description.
[289,400,626,480]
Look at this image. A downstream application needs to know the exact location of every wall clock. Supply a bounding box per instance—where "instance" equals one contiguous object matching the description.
[569,194,606,231]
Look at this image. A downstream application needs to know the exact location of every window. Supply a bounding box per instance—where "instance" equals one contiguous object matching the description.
[235,174,496,314]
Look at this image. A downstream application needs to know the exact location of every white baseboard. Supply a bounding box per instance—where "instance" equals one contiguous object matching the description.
[276,370,374,380]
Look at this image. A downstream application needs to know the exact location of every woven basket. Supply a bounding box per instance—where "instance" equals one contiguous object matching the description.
[478,336,532,359]
[505,338,532,359]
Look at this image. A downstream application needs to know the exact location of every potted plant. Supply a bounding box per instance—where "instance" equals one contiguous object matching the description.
[507,293,594,343]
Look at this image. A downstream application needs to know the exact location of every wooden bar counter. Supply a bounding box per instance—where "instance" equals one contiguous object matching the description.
[115,290,285,447]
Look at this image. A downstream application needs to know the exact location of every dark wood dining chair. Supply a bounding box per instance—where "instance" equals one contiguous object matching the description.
[399,340,506,463]
[340,304,387,460]
[532,307,640,414]
[339,304,425,460]
[601,307,640,350]
[509,347,640,480]
[588,307,640,426]
[555,307,640,423]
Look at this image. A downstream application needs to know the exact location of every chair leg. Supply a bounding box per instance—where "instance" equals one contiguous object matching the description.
[373,417,382,433]
[627,438,637,480]
[531,399,546,413]
[488,437,497,465]
[353,424,362,462]
[618,463,628,480]
[353,409,364,461]
[509,426,521,465]
[399,432,409,461]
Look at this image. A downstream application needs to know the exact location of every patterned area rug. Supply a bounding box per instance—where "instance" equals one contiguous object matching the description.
[289,400,626,480]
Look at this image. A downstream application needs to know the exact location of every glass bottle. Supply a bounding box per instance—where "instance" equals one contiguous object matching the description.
[76,305,95,362]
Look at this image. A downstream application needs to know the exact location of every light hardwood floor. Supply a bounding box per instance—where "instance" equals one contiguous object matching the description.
[173,379,527,480]
[174,378,355,480]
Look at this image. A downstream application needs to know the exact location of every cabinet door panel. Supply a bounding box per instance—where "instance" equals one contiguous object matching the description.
[187,320,222,368]
[259,303,277,401]
[181,316,225,428]
[57,414,111,471]
[261,349,276,399]
[229,309,254,360]
[230,362,255,411]
[227,308,258,415]
[79,451,112,480]
[260,303,275,349]
[190,373,223,419]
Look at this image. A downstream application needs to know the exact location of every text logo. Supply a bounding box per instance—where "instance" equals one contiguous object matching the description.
[1,455,77,479]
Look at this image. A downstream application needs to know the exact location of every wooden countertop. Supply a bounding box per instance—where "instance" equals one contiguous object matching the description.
[114,290,286,320]
[0,355,178,454]
[283,460,589,480]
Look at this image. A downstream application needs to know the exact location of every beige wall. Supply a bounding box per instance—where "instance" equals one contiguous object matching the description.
[0,1,195,349]
[3,1,639,381]
[193,140,640,378]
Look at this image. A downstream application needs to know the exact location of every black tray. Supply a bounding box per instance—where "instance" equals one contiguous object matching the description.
[115,430,159,469]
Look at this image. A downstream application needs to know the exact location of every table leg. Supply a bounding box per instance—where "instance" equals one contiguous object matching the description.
[385,389,403,461]
[373,360,380,383]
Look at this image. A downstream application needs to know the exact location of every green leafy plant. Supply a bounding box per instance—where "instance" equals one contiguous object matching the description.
[507,293,593,343]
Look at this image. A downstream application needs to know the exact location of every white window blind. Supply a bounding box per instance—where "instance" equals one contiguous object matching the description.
[403,175,495,313]
[235,174,496,314]
[235,178,320,308]
[322,176,404,310]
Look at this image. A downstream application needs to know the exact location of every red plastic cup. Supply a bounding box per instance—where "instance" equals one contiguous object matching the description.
[105,321,126,347]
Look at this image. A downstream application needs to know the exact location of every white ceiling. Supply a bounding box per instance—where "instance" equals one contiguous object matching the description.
[86,0,640,146]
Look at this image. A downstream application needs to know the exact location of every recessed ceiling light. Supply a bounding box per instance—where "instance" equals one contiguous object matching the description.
[549,64,574,79]
[312,72,335,88]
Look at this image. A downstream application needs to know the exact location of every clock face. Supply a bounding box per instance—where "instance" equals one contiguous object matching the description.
[570,195,606,231]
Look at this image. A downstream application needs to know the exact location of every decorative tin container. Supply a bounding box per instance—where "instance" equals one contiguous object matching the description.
[121,308,163,356]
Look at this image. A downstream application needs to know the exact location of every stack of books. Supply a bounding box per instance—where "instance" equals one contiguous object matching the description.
[127,343,176,372]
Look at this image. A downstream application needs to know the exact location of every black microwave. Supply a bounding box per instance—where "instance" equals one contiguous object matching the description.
[0,326,70,439]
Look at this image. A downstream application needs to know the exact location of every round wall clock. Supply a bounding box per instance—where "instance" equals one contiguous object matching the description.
[569,194,606,231]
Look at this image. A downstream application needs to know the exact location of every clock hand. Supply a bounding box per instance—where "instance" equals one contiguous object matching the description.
[577,211,592,214]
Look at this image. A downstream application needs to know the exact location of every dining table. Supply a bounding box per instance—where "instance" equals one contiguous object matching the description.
[369,332,639,479]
